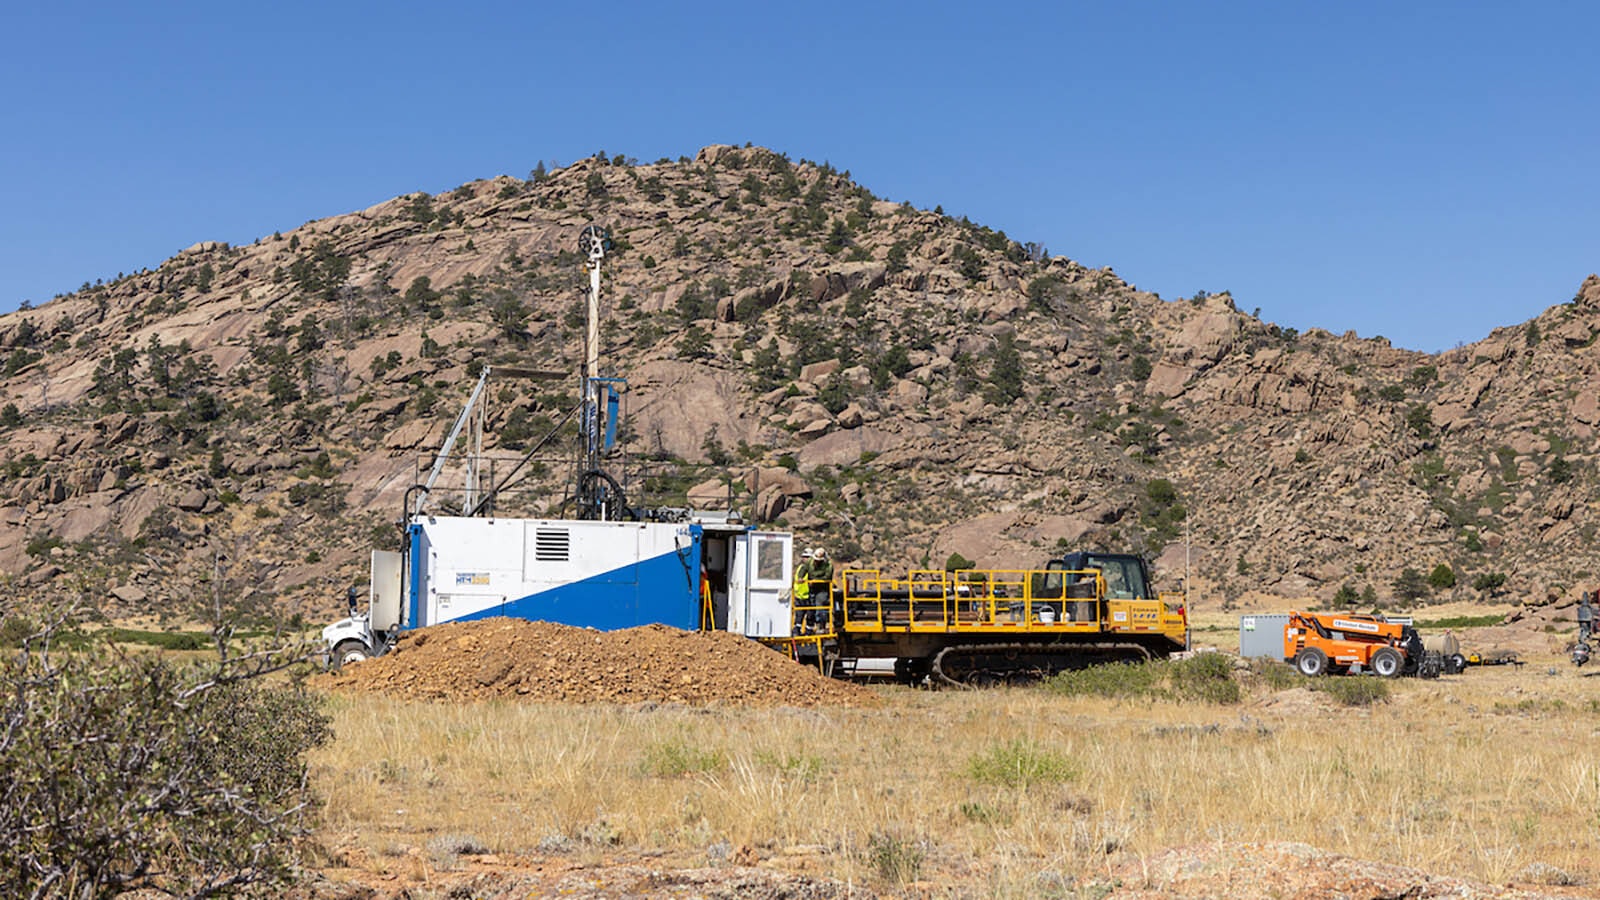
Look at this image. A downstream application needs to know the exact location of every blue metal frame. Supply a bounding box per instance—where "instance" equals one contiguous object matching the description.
[406,523,424,631]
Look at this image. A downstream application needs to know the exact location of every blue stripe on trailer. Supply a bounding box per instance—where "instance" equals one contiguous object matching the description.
[456,545,702,631]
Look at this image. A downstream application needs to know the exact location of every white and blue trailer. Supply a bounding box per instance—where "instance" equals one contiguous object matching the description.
[321,514,797,668]
[322,226,804,667]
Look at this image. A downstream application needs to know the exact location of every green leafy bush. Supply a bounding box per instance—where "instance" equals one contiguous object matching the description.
[1166,653,1242,704]
[1046,661,1163,699]
[0,618,329,897]
[1427,563,1456,590]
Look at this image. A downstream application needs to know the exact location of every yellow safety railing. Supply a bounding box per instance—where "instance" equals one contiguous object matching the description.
[836,567,1183,636]
[753,585,837,674]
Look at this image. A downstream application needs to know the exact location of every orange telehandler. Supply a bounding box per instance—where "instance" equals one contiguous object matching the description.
[1282,610,1426,677]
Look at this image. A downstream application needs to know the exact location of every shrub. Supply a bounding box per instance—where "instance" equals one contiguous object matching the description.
[1050,656,1244,704]
[1548,456,1572,484]
[24,535,63,558]
[640,738,723,777]
[863,830,925,886]
[984,333,1025,405]
[1405,403,1433,439]
[676,325,710,359]
[1250,658,1302,691]
[0,615,39,648]
[1426,563,1456,590]
[1392,567,1429,601]
[1311,676,1391,707]
[1046,661,1162,699]
[885,241,910,274]
[1471,572,1507,595]
[943,552,974,572]
[0,616,329,897]
[817,373,851,415]
[1166,653,1242,704]
[965,739,1077,788]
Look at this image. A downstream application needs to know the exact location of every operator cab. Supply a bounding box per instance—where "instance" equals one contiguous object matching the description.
[1047,552,1151,600]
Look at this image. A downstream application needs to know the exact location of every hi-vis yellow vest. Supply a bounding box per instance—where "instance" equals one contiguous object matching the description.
[793,568,810,601]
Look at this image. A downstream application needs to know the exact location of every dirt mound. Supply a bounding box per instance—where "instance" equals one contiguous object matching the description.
[314,618,875,707]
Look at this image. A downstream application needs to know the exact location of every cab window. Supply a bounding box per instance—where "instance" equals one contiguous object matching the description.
[1088,556,1147,600]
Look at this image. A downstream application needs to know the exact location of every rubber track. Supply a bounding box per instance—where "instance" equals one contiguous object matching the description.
[930,641,1153,689]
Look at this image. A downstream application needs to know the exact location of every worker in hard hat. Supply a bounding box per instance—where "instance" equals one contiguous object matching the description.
[792,548,814,633]
[807,547,833,632]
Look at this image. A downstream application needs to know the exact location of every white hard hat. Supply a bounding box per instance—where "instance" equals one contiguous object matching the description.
[801,548,815,559]
[814,547,827,560]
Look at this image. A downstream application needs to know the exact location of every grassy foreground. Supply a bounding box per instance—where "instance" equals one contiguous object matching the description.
[310,658,1600,894]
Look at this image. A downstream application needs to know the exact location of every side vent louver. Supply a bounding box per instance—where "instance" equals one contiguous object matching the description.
[534,528,570,562]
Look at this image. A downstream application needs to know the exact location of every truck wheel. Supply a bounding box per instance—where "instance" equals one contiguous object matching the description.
[1448,653,1467,674]
[1294,647,1327,677]
[331,640,370,673]
[1371,647,1402,678]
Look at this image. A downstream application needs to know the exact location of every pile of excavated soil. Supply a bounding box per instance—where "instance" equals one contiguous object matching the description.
[314,618,875,707]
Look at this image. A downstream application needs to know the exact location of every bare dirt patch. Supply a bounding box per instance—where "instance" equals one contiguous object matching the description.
[1102,841,1582,899]
[312,618,875,707]
[291,840,1585,899]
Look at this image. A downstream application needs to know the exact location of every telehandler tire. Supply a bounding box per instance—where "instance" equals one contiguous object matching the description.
[1371,647,1402,677]
[1294,647,1328,677]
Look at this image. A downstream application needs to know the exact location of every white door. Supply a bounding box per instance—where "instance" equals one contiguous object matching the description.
[731,531,793,638]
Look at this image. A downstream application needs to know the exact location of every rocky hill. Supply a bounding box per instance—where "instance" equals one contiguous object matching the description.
[0,144,1595,625]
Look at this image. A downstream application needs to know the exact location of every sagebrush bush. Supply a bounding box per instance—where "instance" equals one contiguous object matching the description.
[640,737,724,777]
[862,830,926,886]
[1045,660,1162,699]
[1047,655,1243,704]
[965,739,1078,788]
[1166,652,1243,704]
[0,617,329,898]
[1249,657,1303,691]
[1312,676,1391,707]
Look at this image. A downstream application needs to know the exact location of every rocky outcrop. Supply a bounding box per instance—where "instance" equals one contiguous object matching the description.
[0,145,1595,620]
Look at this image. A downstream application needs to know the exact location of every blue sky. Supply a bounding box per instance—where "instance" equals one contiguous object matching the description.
[3,1,1595,352]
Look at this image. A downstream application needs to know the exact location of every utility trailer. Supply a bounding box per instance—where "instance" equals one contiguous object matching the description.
[322,515,795,669]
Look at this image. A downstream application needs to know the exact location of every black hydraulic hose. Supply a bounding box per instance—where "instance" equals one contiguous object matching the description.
[575,468,632,521]
[400,484,429,537]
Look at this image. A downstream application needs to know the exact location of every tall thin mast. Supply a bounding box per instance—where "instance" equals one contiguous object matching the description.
[576,224,612,517]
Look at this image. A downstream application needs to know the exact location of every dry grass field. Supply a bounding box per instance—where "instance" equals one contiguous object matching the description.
[308,637,1600,897]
